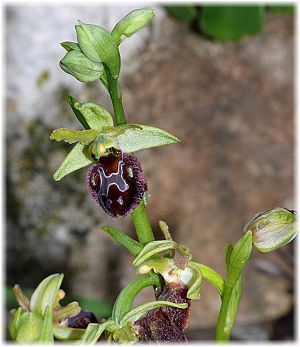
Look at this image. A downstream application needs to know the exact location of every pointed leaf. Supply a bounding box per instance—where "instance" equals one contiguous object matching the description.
[120,300,188,326]
[53,143,93,181]
[133,240,177,267]
[61,41,81,52]
[76,21,121,78]
[30,274,64,315]
[101,226,143,256]
[111,9,155,45]
[74,101,114,131]
[50,128,99,144]
[103,124,180,153]
[60,50,104,82]
[39,305,54,343]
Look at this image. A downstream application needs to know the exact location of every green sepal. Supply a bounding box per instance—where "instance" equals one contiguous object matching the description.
[186,262,203,300]
[76,21,121,78]
[61,41,81,52]
[53,143,93,181]
[190,262,225,296]
[103,124,180,153]
[101,226,143,257]
[9,307,22,340]
[50,128,99,144]
[60,50,104,82]
[112,273,161,323]
[120,300,188,326]
[80,321,117,345]
[111,8,155,45]
[73,100,114,131]
[30,274,64,315]
[39,305,54,343]
[15,311,44,343]
[53,324,85,341]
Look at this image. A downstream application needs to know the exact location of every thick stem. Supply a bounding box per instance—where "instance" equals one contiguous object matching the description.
[105,66,126,126]
[131,202,155,245]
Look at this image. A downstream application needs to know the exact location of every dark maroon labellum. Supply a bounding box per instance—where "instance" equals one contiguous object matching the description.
[134,284,191,342]
[67,310,98,329]
[87,152,147,217]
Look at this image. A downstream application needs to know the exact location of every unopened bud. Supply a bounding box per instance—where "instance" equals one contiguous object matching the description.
[244,207,297,253]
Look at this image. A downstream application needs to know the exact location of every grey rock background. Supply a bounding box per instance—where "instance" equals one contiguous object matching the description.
[5,4,294,341]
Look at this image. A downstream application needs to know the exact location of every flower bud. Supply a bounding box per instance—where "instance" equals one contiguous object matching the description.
[244,207,297,253]
[60,50,103,82]
[87,152,147,217]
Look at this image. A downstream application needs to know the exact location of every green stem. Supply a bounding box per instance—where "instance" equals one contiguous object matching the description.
[105,66,126,126]
[131,202,155,245]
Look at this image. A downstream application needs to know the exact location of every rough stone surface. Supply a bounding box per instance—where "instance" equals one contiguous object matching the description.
[6,4,294,341]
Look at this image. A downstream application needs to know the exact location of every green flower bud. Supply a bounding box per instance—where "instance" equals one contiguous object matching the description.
[60,50,104,82]
[111,9,155,45]
[244,207,297,253]
[76,21,120,78]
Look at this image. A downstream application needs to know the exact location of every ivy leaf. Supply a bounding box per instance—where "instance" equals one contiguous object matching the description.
[103,124,180,153]
[50,128,99,144]
[76,21,121,78]
[73,100,114,131]
[60,41,81,52]
[111,9,155,45]
[200,6,264,42]
[53,143,93,181]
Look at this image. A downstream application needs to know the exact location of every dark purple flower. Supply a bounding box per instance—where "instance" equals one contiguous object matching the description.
[87,152,147,217]
[67,310,98,329]
[134,284,191,342]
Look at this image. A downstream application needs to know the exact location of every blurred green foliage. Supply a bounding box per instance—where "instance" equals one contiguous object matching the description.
[6,286,112,319]
[165,4,294,42]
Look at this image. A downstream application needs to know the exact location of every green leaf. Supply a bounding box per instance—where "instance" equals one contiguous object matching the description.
[53,142,93,181]
[200,6,264,42]
[103,124,180,153]
[30,274,64,315]
[80,321,116,344]
[120,301,188,326]
[101,226,143,256]
[133,240,177,267]
[53,324,85,341]
[165,5,198,22]
[39,305,54,343]
[50,128,99,144]
[225,275,242,338]
[61,41,81,52]
[227,231,252,287]
[76,21,121,78]
[60,50,104,82]
[190,262,225,296]
[111,8,155,45]
[73,101,114,131]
